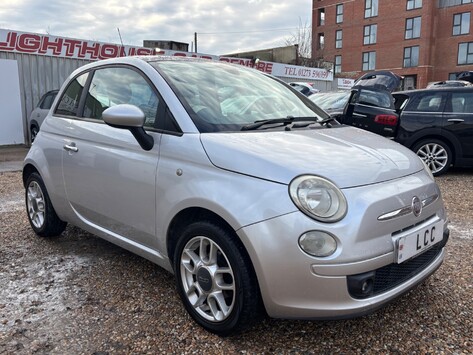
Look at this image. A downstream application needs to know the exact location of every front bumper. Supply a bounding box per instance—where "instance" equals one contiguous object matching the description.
[236,171,448,319]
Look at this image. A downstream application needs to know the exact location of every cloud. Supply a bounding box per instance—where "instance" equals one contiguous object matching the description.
[0,0,311,55]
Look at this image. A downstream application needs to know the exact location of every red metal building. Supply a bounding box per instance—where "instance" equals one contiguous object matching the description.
[312,0,473,89]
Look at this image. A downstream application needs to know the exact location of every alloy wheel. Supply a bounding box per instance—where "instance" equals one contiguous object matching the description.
[416,142,449,174]
[27,181,45,229]
[180,236,236,322]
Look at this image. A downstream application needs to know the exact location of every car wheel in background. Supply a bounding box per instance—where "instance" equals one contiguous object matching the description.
[30,125,39,142]
[413,139,452,176]
[25,172,67,236]
[174,221,262,336]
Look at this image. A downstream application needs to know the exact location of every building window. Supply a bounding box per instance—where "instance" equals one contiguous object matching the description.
[362,51,376,71]
[335,55,342,73]
[403,46,420,67]
[453,13,470,35]
[407,0,422,10]
[363,24,377,45]
[318,8,325,26]
[336,4,344,23]
[335,30,343,49]
[405,17,422,39]
[458,42,473,64]
[365,0,378,18]
[317,33,325,50]
[449,73,458,80]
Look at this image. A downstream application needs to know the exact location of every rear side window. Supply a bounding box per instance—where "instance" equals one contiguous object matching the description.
[407,92,446,112]
[83,67,159,128]
[357,89,393,108]
[447,92,473,113]
[55,73,89,116]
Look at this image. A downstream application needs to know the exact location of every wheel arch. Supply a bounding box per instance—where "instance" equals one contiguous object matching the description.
[166,207,242,267]
[22,163,40,187]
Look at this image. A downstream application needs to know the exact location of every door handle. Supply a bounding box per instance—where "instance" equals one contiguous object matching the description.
[447,118,464,123]
[63,143,79,153]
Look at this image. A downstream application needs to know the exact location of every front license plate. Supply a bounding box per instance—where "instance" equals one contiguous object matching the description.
[396,221,444,264]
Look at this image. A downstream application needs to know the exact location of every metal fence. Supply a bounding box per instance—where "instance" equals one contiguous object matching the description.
[0,52,90,143]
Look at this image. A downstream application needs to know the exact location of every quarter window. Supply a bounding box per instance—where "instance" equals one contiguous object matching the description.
[406,17,422,39]
[403,46,420,67]
[83,67,159,128]
[453,13,470,36]
[335,30,343,49]
[458,42,473,64]
[336,4,343,23]
[39,92,57,110]
[362,51,376,71]
[365,0,378,18]
[363,24,377,45]
[407,0,422,10]
[409,93,446,112]
[55,73,89,116]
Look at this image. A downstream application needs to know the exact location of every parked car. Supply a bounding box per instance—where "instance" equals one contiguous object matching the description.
[289,82,320,95]
[393,87,473,175]
[309,91,350,120]
[426,80,473,89]
[23,57,449,335]
[28,90,59,142]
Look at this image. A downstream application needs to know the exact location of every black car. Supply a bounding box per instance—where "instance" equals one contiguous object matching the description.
[393,87,473,175]
[341,71,401,138]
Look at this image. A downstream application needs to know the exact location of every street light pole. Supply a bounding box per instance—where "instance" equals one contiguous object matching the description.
[194,32,198,53]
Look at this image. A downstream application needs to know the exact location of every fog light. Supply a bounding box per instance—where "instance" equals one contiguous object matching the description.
[299,231,337,257]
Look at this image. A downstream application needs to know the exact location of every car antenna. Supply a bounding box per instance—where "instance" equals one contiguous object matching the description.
[117,27,126,57]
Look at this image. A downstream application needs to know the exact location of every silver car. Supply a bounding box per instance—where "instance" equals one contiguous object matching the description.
[27,90,58,142]
[23,57,449,336]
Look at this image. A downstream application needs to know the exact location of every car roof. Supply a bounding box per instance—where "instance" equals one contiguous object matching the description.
[394,87,473,95]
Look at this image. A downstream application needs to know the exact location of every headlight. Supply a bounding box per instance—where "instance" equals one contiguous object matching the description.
[289,175,347,222]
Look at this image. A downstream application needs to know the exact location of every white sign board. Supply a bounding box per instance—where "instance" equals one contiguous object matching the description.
[0,59,24,145]
[338,78,355,90]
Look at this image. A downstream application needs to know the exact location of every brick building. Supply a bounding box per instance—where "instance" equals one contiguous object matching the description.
[312,0,473,89]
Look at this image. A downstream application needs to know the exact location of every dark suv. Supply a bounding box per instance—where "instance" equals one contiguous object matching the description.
[393,87,473,175]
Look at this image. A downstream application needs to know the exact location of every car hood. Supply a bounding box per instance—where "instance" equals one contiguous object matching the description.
[200,127,423,188]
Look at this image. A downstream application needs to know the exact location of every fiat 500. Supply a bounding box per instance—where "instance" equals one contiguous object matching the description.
[23,56,449,335]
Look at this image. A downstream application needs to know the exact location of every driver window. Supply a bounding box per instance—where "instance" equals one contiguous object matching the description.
[83,67,159,128]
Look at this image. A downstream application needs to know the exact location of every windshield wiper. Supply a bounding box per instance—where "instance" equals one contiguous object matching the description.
[241,116,319,131]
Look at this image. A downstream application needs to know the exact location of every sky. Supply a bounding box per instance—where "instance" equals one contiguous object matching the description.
[0,0,313,55]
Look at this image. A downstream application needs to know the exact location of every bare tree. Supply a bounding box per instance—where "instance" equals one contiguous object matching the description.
[285,18,314,66]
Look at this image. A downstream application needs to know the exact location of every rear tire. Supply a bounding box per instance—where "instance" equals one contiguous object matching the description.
[413,139,452,176]
[25,172,67,237]
[173,221,262,336]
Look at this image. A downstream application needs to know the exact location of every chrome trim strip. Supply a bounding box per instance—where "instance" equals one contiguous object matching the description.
[378,194,439,221]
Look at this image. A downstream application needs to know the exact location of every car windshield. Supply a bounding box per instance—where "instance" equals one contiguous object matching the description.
[152,60,325,132]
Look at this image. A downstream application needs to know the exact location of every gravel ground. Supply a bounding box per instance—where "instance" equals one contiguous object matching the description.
[0,169,472,354]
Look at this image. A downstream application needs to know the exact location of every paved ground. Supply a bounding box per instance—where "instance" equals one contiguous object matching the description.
[0,166,472,354]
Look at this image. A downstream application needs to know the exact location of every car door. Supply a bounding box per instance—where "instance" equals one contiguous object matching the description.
[443,90,473,160]
[57,66,162,250]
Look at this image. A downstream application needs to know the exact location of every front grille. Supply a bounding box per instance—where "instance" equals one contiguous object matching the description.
[347,229,448,299]
[371,245,442,295]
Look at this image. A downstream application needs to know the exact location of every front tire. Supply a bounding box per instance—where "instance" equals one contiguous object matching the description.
[413,139,452,176]
[25,172,67,237]
[173,221,262,336]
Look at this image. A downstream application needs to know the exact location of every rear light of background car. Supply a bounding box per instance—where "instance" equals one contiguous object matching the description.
[374,114,398,126]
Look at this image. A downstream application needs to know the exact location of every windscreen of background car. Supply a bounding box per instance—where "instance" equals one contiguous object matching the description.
[152,61,323,132]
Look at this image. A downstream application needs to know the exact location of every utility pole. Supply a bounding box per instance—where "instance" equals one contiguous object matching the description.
[194,32,198,53]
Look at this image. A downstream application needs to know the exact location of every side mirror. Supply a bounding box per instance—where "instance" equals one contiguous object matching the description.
[102,104,154,151]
